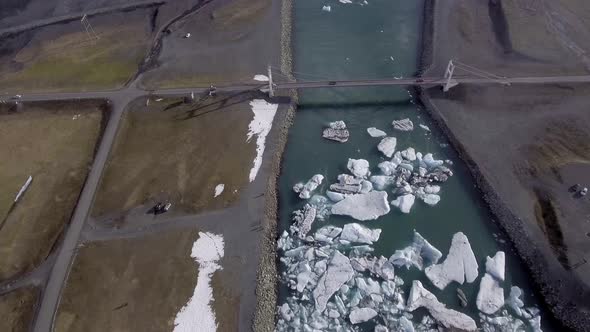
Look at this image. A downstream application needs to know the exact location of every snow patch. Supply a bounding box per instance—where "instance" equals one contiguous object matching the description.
[214,184,225,198]
[247,100,278,182]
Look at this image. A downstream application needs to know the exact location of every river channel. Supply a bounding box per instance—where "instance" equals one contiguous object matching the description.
[277,1,554,331]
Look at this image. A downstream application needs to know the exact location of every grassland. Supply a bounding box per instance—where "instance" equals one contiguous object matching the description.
[91,93,256,217]
[0,100,105,281]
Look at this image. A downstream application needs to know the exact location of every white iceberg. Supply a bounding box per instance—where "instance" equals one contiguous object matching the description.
[400,147,417,161]
[314,226,342,243]
[419,124,431,132]
[506,286,525,316]
[377,137,397,158]
[407,280,477,331]
[392,118,414,131]
[485,251,505,282]
[293,174,324,199]
[369,175,395,190]
[367,127,387,137]
[326,190,346,202]
[349,307,377,324]
[331,191,390,221]
[391,194,415,214]
[347,159,370,178]
[313,251,355,312]
[390,231,442,270]
[322,5,331,12]
[422,194,440,206]
[377,161,397,176]
[476,274,504,315]
[425,232,479,290]
[423,153,444,170]
[323,121,349,143]
[341,223,381,244]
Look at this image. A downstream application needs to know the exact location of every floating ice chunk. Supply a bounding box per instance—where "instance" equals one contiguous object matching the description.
[377,137,397,158]
[419,124,431,132]
[331,191,390,221]
[424,185,441,194]
[425,232,479,290]
[399,316,415,332]
[308,195,332,220]
[339,0,352,3]
[214,184,224,197]
[294,174,324,199]
[407,280,477,331]
[347,159,370,178]
[292,204,317,238]
[247,100,278,182]
[341,223,381,244]
[485,251,505,282]
[313,251,355,312]
[529,315,542,332]
[392,118,414,131]
[423,194,440,206]
[322,5,331,12]
[367,127,387,137]
[349,307,377,324]
[400,147,417,161]
[375,324,389,332]
[360,180,373,194]
[279,303,293,322]
[277,231,293,251]
[378,161,397,176]
[506,286,525,316]
[476,274,505,315]
[314,226,343,243]
[326,190,346,202]
[391,194,415,214]
[370,175,395,190]
[390,231,442,270]
[323,121,350,143]
[296,263,314,292]
[253,74,269,82]
[423,153,444,170]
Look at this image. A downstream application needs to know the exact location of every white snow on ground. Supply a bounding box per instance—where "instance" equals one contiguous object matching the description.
[247,99,278,182]
[253,74,269,82]
[173,232,225,332]
[214,184,225,198]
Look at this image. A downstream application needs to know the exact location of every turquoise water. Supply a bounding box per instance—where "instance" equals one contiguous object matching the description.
[278,0,554,330]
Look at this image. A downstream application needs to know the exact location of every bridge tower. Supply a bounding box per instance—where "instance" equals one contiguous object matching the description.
[443,60,459,92]
[268,64,274,97]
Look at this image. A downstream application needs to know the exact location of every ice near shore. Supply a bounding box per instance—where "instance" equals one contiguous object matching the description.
[173,232,224,332]
[425,232,479,290]
[392,118,414,131]
[247,100,278,182]
[293,174,324,199]
[377,137,397,158]
[367,127,387,137]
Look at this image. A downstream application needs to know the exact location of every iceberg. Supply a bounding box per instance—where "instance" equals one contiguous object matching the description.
[292,204,317,238]
[370,175,395,190]
[340,223,381,244]
[391,194,415,214]
[392,118,414,131]
[378,161,398,176]
[476,274,505,315]
[425,232,479,290]
[314,226,342,243]
[378,137,397,158]
[323,121,350,143]
[485,251,505,282]
[400,147,417,161]
[313,251,355,312]
[367,127,387,137]
[506,286,525,316]
[422,194,441,206]
[407,281,477,331]
[419,124,431,132]
[390,231,442,270]
[331,191,390,221]
[322,5,331,12]
[293,174,324,199]
[349,307,378,324]
[347,159,370,178]
[326,190,346,202]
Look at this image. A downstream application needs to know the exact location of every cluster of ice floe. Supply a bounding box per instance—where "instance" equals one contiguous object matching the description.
[277,223,414,331]
[277,222,544,332]
[279,118,544,331]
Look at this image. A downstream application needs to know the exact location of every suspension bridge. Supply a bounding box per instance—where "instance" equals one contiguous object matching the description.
[265,60,590,96]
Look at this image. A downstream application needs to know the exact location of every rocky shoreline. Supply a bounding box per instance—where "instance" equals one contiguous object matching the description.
[416,1,581,330]
[253,0,297,330]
